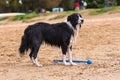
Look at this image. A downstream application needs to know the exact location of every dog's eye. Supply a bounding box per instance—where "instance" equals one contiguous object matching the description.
[75,17,78,20]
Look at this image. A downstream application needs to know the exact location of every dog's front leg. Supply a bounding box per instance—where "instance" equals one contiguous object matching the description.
[68,47,77,66]
[61,45,71,66]
[62,54,71,65]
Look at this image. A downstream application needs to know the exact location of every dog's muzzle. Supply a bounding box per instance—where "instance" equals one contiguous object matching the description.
[78,19,84,24]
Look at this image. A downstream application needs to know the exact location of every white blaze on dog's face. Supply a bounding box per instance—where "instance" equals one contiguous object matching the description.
[78,14,84,24]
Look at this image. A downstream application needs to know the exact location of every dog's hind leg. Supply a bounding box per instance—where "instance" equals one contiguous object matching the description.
[30,39,42,67]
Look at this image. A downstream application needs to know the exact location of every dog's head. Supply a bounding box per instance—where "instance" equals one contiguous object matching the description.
[67,13,84,28]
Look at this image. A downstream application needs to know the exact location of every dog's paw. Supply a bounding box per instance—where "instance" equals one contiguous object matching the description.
[64,62,71,66]
[37,64,43,67]
[34,63,43,67]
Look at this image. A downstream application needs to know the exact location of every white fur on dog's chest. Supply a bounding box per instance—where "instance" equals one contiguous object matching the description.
[69,27,79,47]
[64,21,80,47]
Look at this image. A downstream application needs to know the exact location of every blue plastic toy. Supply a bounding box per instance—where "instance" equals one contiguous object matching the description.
[53,59,92,64]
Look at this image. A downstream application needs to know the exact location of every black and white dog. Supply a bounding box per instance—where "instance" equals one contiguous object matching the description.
[19,13,84,66]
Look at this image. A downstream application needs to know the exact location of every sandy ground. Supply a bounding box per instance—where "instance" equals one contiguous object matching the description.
[0,12,120,80]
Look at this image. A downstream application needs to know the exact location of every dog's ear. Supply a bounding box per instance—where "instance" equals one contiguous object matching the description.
[67,14,76,21]
[67,14,77,23]
[67,15,72,22]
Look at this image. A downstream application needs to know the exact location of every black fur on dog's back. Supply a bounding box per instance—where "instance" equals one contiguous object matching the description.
[19,22,74,55]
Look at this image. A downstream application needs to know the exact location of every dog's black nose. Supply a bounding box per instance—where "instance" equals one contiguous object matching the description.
[81,20,84,23]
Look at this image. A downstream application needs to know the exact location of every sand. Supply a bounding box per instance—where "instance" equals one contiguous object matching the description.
[0,13,120,80]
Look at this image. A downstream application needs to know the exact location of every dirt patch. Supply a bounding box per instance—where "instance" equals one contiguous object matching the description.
[0,13,120,80]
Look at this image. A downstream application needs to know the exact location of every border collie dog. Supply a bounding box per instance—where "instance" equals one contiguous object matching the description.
[19,13,84,66]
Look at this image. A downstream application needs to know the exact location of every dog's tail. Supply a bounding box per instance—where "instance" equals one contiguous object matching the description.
[19,34,30,56]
